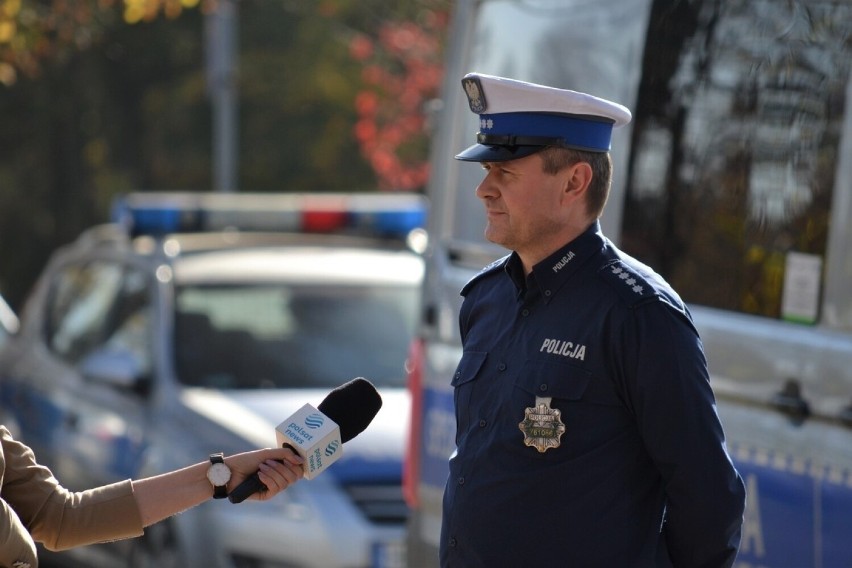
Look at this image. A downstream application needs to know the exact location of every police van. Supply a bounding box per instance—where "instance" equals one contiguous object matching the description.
[403,0,852,566]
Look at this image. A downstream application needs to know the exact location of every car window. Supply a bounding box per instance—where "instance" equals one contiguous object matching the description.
[620,1,852,324]
[47,262,153,375]
[48,262,125,361]
[174,283,418,390]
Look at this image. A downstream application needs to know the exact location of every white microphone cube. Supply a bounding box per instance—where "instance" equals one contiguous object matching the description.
[275,403,343,479]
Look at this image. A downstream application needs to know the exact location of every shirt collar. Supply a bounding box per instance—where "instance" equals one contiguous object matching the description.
[519,221,605,301]
[505,252,527,293]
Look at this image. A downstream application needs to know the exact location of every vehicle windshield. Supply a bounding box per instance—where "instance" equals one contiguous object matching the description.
[173,283,419,389]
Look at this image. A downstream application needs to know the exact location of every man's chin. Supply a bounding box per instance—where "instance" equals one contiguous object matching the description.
[484,228,510,250]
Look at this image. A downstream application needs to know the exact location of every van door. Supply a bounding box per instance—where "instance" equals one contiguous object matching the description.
[620,1,852,565]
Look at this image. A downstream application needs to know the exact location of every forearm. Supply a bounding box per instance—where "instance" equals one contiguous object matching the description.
[132,461,212,527]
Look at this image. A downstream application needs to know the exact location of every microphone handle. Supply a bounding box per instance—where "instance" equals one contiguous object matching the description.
[228,473,267,504]
[228,448,295,504]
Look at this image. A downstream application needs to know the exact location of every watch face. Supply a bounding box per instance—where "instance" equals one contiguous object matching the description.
[207,462,232,486]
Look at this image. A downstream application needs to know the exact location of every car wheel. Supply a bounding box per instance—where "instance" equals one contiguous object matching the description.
[128,519,184,568]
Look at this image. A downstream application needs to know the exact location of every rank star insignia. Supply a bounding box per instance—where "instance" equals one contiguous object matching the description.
[519,401,566,453]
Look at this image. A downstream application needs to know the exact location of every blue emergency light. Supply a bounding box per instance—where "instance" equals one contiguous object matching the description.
[110,192,427,238]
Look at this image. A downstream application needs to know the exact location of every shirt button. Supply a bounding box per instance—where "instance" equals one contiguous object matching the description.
[449,537,458,548]
[521,308,530,316]
[479,419,487,428]
[544,289,552,297]
[458,476,465,485]
[497,362,506,371]
[539,384,548,392]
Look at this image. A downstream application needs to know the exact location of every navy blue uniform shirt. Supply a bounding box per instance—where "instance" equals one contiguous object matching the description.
[440,222,745,567]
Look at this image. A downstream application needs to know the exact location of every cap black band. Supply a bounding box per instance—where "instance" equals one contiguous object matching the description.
[476,132,564,148]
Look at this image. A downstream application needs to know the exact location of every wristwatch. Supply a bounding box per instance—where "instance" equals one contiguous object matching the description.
[206,452,232,499]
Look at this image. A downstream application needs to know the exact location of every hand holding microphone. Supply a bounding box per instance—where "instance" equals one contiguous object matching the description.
[223,446,304,501]
[228,377,383,503]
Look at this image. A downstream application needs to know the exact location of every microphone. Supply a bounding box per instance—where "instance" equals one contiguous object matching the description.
[228,377,382,503]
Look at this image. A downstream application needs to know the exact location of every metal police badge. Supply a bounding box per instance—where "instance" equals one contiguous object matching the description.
[519,396,565,453]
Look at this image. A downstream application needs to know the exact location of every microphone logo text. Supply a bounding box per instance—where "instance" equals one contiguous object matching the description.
[285,422,315,446]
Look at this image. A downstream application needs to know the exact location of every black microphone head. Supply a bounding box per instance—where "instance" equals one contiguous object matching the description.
[317,377,383,443]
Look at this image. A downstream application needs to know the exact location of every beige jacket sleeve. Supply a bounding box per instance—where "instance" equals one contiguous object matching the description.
[0,426,144,565]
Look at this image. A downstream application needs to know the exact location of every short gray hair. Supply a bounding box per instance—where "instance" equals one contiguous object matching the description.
[538,147,613,218]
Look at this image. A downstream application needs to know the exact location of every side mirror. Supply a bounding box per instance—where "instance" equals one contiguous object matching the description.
[79,348,152,397]
[0,295,19,341]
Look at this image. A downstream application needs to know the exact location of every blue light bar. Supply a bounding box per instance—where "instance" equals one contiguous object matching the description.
[110,192,428,238]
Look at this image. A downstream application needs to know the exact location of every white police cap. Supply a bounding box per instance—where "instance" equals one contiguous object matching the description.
[456,72,632,162]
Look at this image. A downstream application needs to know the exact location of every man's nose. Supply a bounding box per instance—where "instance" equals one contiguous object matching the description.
[475,171,498,200]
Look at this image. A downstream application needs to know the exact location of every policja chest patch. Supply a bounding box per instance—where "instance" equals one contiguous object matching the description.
[519,396,566,452]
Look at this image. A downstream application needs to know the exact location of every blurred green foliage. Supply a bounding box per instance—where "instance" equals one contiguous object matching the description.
[0,0,450,308]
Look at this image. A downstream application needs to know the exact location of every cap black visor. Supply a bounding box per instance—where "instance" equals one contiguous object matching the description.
[455,143,546,162]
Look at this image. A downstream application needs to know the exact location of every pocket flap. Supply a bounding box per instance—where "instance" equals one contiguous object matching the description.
[451,351,487,387]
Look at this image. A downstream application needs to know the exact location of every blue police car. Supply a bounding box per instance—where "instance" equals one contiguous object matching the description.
[0,192,425,568]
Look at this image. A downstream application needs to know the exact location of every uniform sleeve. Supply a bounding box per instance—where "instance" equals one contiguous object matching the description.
[615,303,746,567]
[0,426,144,552]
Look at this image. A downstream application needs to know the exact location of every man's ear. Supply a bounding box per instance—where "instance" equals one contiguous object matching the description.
[562,161,593,200]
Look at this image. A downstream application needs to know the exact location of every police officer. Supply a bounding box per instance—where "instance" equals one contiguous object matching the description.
[440,73,746,567]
